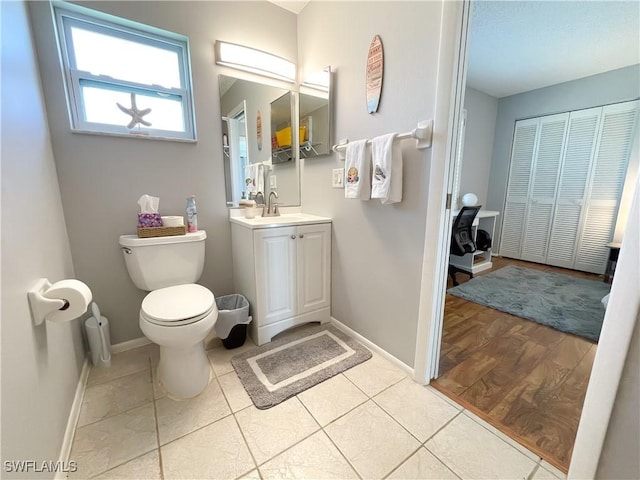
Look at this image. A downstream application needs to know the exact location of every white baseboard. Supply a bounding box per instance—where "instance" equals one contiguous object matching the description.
[330,317,415,377]
[110,336,151,354]
[56,356,90,480]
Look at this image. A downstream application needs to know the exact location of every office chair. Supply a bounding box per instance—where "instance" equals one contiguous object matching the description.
[449,205,481,286]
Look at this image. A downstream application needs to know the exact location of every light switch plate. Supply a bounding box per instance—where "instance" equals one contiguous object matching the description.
[332,168,344,188]
[269,175,277,188]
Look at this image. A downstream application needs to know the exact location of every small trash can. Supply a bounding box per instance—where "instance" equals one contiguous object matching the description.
[214,294,252,349]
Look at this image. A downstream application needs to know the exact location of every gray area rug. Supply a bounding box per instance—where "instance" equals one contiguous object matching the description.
[448,265,610,342]
[231,324,371,409]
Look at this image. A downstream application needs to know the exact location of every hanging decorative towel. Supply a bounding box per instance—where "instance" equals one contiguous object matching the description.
[344,139,371,200]
[371,133,403,204]
[244,163,264,199]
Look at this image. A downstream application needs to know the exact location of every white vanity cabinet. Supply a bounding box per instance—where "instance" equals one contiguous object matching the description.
[230,216,331,346]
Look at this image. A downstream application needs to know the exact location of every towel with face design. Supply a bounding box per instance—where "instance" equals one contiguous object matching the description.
[344,139,371,200]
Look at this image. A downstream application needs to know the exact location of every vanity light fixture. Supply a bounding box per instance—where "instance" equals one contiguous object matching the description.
[215,41,296,83]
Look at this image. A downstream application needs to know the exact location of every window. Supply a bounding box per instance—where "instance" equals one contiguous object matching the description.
[53,2,196,141]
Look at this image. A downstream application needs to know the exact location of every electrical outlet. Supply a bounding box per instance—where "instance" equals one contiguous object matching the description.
[332,168,344,188]
[269,175,277,188]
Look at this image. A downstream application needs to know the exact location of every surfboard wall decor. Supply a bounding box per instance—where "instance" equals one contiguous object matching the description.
[366,35,384,114]
[256,110,263,151]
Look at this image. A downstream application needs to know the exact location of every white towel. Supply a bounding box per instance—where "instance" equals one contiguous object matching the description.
[244,163,264,198]
[344,139,371,200]
[371,133,402,204]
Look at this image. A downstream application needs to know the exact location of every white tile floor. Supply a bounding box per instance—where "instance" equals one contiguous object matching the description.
[70,328,568,480]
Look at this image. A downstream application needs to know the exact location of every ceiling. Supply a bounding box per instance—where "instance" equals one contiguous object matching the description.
[467,1,640,98]
[268,1,309,14]
[267,1,639,99]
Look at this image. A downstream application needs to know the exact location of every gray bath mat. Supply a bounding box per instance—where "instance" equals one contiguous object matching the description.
[448,265,610,342]
[231,324,372,409]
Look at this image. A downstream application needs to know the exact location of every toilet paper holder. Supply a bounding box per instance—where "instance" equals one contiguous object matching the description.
[28,278,92,326]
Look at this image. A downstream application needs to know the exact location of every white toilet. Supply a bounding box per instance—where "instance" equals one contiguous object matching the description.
[119,231,217,399]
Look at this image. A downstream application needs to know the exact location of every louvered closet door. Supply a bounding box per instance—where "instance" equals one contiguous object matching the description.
[546,107,602,269]
[500,118,538,258]
[575,100,639,273]
[520,113,568,263]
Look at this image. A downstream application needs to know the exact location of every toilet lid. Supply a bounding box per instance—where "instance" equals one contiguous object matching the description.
[141,284,214,323]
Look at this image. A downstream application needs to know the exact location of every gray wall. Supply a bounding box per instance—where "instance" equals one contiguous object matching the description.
[298,1,443,367]
[1,1,86,475]
[28,1,297,344]
[460,87,498,207]
[487,64,640,251]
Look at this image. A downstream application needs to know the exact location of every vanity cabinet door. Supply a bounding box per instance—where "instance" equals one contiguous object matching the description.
[296,223,331,315]
[254,226,297,326]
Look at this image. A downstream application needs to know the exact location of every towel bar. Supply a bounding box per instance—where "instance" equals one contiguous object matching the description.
[332,119,433,160]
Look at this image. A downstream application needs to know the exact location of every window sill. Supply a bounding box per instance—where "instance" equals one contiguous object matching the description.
[70,128,197,144]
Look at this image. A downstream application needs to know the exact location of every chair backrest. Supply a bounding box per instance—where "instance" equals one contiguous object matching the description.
[451,206,481,256]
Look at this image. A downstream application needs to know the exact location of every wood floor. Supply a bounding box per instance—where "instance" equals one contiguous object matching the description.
[432,257,600,473]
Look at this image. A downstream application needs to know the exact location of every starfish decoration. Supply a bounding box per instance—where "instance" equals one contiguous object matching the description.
[116,93,152,129]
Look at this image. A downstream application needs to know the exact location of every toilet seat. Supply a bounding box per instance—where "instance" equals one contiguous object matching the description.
[141,284,215,327]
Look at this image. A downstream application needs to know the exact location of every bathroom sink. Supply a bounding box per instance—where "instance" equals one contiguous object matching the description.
[229,213,331,229]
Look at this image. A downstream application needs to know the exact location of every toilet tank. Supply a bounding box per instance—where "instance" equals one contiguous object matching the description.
[119,231,207,291]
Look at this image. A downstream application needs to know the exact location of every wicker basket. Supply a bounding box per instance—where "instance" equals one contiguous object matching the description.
[137,226,187,238]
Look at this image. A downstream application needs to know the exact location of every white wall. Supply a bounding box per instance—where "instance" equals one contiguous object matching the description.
[1,1,86,475]
[595,311,640,479]
[460,86,498,207]
[487,65,640,250]
[298,1,443,367]
[28,1,297,344]
[569,170,640,478]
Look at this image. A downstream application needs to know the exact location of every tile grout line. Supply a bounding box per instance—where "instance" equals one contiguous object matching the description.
[460,409,543,463]
[82,351,158,479]
[85,345,154,388]
[213,358,263,480]
[149,356,165,480]
[296,390,364,480]
[249,397,324,469]
[422,409,464,446]
[381,401,458,479]
[527,461,543,480]
[420,411,468,479]
[304,369,426,479]
[76,378,155,429]
[221,345,406,477]
[380,443,426,480]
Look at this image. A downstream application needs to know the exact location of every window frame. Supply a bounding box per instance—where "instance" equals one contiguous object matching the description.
[53,2,197,141]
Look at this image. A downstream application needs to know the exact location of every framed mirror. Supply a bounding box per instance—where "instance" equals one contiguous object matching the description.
[219,75,299,207]
[299,66,332,158]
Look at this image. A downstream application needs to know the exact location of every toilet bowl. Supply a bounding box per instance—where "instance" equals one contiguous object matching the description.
[139,283,217,399]
[119,231,217,399]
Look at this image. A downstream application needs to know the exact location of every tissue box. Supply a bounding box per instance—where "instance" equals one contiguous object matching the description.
[137,213,163,228]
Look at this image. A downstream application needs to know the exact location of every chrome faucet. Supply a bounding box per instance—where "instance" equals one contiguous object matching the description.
[263,191,280,217]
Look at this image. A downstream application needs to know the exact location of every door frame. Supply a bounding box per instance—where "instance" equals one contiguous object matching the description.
[413,0,470,383]
[413,1,639,477]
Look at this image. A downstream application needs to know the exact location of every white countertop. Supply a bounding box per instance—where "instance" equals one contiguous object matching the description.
[229,212,332,229]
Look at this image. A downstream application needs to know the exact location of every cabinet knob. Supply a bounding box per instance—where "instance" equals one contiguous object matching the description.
[290,235,297,239]
[299,234,304,239]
